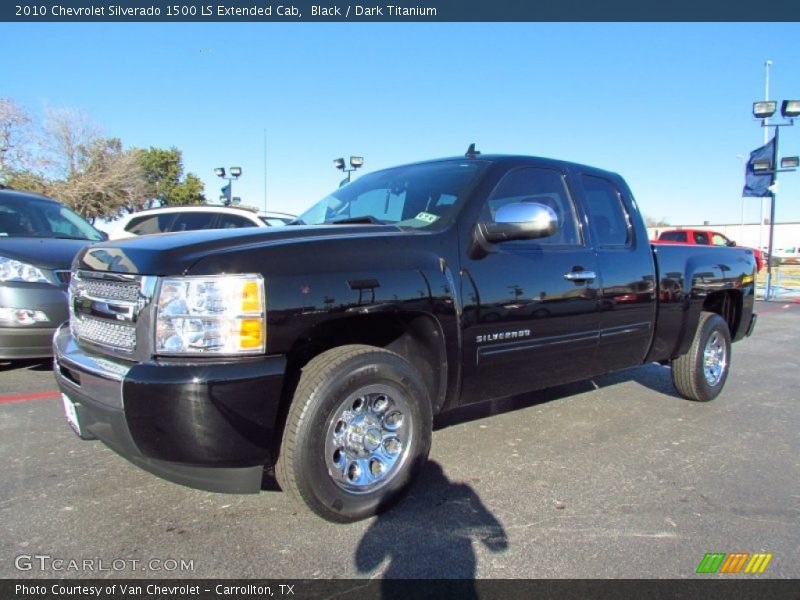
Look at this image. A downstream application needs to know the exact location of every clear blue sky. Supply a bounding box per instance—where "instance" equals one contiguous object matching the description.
[3,22,800,225]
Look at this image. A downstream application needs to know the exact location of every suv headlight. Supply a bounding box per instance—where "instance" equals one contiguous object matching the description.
[155,275,266,355]
[0,257,48,283]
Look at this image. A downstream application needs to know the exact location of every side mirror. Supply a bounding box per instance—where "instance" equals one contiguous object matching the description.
[727,240,736,247]
[479,202,558,244]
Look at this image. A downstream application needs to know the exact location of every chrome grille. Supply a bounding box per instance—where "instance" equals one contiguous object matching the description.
[71,317,137,351]
[78,278,140,302]
[69,271,147,354]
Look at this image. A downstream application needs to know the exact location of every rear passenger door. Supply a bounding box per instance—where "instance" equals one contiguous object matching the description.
[579,174,656,373]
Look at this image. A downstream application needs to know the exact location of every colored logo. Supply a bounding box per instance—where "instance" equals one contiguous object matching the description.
[696,552,773,574]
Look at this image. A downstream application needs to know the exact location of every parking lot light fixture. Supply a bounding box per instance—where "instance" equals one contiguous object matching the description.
[753,101,777,119]
[780,156,799,169]
[780,100,800,118]
[753,159,772,172]
[748,84,798,300]
[215,166,242,205]
[333,155,364,186]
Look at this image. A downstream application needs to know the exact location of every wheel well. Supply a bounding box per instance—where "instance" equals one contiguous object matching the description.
[272,313,446,459]
[702,290,742,337]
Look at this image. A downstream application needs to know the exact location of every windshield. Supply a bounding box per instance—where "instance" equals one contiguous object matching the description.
[0,196,104,241]
[295,160,488,229]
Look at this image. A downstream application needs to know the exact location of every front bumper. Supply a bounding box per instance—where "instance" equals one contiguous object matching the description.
[53,325,287,493]
[0,326,59,359]
[0,282,69,359]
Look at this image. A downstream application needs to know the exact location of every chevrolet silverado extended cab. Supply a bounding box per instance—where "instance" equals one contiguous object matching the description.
[53,154,757,522]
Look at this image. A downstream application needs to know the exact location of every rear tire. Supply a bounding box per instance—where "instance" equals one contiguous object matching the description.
[672,311,731,402]
[276,345,432,522]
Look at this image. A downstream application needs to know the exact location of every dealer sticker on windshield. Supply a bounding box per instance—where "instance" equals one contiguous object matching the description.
[415,212,439,224]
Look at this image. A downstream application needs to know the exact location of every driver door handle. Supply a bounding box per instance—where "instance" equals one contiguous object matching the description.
[563,270,597,282]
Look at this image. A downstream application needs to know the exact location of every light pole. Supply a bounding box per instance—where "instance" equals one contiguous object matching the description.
[214,166,242,205]
[750,99,800,300]
[333,156,364,187]
[759,61,772,253]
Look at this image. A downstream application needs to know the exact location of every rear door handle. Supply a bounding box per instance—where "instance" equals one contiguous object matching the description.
[563,271,597,282]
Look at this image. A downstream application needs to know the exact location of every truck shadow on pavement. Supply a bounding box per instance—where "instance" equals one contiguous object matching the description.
[354,460,508,586]
[435,363,680,430]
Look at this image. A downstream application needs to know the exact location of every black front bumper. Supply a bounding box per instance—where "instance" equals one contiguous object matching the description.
[53,325,287,494]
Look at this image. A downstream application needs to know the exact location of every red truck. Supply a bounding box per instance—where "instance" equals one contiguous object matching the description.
[654,229,765,272]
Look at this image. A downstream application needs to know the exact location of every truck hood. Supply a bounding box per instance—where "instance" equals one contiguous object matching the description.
[74,224,407,275]
[0,237,97,271]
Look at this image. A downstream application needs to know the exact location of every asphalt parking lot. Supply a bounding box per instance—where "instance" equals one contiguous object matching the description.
[0,300,798,579]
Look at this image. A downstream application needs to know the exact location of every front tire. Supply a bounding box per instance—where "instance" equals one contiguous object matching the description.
[276,345,432,522]
[672,311,731,402]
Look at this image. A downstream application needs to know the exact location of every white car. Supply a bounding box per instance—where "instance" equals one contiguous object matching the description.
[774,246,800,265]
[106,205,295,240]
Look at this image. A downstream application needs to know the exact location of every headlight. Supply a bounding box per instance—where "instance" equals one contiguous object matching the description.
[0,257,48,283]
[155,275,266,355]
[0,307,50,325]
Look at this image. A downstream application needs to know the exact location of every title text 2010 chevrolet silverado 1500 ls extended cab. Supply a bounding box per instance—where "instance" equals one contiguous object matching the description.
[53,154,756,522]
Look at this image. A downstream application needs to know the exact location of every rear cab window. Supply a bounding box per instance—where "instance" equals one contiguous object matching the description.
[660,231,687,242]
[580,174,633,247]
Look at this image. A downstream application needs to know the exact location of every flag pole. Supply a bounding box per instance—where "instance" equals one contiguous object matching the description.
[765,126,779,300]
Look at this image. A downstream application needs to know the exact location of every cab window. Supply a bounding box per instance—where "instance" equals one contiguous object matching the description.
[580,175,632,247]
[712,233,730,246]
[171,212,217,232]
[126,214,176,235]
[694,231,710,245]
[481,167,581,246]
[219,214,257,229]
[660,231,687,242]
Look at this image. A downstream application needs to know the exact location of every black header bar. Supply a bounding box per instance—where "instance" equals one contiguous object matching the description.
[3,579,800,600]
[4,0,800,22]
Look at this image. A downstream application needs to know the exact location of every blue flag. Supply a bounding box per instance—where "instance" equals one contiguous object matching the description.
[742,136,775,197]
[220,183,231,205]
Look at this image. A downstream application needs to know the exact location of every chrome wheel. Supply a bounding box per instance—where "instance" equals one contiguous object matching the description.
[703,331,727,386]
[325,384,414,494]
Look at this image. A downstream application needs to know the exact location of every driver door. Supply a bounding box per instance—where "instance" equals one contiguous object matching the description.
[459,166,600,404]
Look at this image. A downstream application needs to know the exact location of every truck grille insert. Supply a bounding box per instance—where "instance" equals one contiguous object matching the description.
[78,278,141,302]
[71,317,137,351]
[69,272,148,354]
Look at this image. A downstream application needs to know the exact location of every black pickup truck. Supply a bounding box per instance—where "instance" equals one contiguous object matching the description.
[53,153,757,522]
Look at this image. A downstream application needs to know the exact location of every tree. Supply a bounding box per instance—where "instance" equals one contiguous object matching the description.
[52,137,150,222]
[1,99,205,220]
[135,146,205,208]
[0,98,34,183]
[645,215,670,227]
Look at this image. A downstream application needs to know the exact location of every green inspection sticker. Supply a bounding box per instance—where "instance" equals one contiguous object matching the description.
[415,212,439,224]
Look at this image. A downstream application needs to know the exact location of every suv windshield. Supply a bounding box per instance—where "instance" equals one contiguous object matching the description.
[295,160,488,229]
[0,196,104,241]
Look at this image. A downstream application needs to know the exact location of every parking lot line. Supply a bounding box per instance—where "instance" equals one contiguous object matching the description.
[0,390,60,404]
